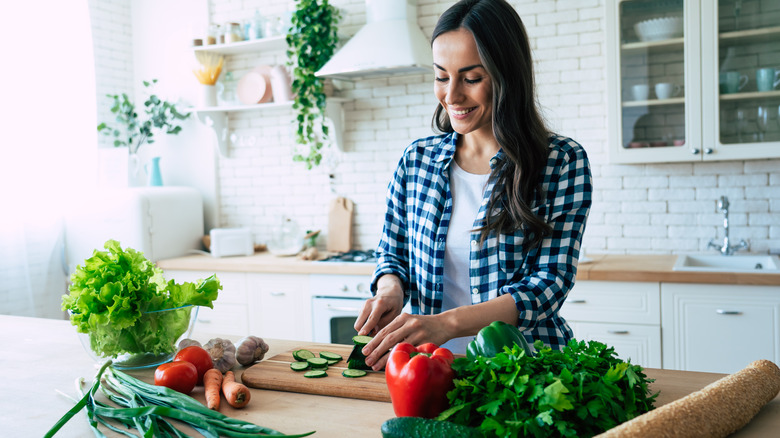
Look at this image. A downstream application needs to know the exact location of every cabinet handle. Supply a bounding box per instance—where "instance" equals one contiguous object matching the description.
[568,299,586,304]
[716,309,742,315]
[198,318,212,323]
[270,291,286,297]
[690,148,700,155]
[704,148,713,154]
[607,330,629,334]
[327,304,362,312]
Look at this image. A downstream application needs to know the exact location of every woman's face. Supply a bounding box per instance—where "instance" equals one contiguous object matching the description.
[432,28,493,138]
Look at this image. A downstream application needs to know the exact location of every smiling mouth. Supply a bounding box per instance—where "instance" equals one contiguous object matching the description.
[450,107,476,116]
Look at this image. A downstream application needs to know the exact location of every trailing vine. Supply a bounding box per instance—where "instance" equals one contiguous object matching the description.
[286,0,341,169]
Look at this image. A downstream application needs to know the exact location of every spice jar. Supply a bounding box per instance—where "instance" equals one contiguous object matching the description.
[224,22,243,44]
[206,24,219,45]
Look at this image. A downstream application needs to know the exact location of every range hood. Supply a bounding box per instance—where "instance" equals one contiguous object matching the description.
[316,0,432,80]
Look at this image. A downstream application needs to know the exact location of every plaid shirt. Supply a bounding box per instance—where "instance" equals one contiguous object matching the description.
[371,132,592,350]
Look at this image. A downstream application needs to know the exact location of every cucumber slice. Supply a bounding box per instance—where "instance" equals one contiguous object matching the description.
[342,369,367,378]
[290,361,309,371]
[307,357,329,369]
[319,351,343,361]
[303,370,327,378]
[352,335,374,346]
[326,359,340,365]
[292,349,316,361]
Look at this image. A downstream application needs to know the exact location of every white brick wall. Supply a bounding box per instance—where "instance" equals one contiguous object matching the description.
[90,0,134,149]
[94,0,780,256]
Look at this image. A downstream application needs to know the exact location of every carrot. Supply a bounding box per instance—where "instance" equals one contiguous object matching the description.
[203,368,223,410]
[222,370,251,408]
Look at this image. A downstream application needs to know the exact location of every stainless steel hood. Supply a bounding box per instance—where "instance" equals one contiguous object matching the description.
[315,0,432,80]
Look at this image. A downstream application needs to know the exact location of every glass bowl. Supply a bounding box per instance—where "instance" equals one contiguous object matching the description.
[74,305,199,370]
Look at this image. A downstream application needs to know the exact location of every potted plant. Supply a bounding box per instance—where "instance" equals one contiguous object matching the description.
[286,0,341,169]
[97,79,190,156]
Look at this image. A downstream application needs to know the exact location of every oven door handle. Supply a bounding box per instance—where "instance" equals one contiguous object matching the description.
[327,304,363,313]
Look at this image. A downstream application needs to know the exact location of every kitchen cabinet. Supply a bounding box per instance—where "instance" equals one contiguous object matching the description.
[606,0,780,163]
[192,37,349,157]
[661,282,780,374]
[561,281,662,368]
[247,273,311,341]
[165,270,250,338]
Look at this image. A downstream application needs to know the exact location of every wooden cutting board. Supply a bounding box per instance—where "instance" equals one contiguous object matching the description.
[242,343,391,402]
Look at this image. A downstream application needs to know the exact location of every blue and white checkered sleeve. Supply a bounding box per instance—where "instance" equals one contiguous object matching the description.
[506,140,592,333]
[371,154,411,296]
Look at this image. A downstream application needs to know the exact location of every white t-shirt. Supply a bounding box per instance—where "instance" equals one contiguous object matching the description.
[440,160,490,355]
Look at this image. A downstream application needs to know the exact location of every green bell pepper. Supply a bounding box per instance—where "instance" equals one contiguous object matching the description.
[466,320,534,360]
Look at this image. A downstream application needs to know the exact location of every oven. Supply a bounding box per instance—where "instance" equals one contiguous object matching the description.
[310,273,373,344]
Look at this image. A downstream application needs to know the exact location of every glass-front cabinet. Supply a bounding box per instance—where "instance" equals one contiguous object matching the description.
[607,0,780,163]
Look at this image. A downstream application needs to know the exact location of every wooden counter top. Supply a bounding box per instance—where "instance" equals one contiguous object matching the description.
[5,315,779,437]
[157,252,780,286]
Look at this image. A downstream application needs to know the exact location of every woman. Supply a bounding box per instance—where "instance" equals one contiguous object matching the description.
[354,0,592,371]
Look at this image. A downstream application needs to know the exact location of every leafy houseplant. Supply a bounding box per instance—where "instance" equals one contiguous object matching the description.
[286,0,341,169]
[97,79,190,155]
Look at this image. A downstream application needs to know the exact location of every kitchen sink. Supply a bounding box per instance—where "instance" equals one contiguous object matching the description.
[673,254,780,273]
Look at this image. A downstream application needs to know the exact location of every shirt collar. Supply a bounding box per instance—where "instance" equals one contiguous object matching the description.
[434,131,506,170]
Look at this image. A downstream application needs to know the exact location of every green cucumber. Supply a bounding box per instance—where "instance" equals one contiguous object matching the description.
[292,349,315,361]
[290,361,309,371]
[342,369,367,378]
[326,359,340,365]
[319,351,343,361]
[352,335,374,346]
[380,417,483,438]
[303,370,327,378]
[347,335,373,370]
[307,357,329,369]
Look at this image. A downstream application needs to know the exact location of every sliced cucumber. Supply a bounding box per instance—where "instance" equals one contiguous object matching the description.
[342,369,367,378]
[319,351,343,361]
[303,370,327,378]
[307,357,329,369]
[290,361,309,371]
[326,359,340,365]
[352,335,374,346]
[292,349,316,361]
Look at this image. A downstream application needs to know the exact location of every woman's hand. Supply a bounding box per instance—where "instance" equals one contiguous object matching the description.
[361,312,453,371]
[354,275,405,338]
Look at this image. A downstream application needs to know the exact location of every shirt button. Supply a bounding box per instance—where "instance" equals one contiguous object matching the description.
[481,199,488,206]
[472,288,479,294]
[489,158,497,166]
[470,240,477,247]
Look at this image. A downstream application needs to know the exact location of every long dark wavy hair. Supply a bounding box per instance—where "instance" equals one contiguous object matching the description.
[432,0,552,250]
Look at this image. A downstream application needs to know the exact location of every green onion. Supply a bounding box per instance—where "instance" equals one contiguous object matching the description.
[45,361,315,438]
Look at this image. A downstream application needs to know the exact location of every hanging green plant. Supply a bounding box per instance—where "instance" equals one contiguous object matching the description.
[286,0,341,169]
[97,79,190,155]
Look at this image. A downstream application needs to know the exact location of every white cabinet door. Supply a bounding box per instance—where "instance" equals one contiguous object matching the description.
[661,283,780,373]
[247,273,311,342]
[165,270,249,338]
[568,322,661,369]
[562,281,662,368]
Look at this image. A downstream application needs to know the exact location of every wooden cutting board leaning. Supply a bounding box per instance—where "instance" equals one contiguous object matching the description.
[242,343,390,402]
[327,197,353,253]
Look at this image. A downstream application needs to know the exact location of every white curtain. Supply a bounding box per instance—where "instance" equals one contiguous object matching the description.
[0,0,96,318]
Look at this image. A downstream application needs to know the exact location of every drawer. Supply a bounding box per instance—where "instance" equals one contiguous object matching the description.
[561,281,660,325]
[192,303,249,337]
[568,321,661,368]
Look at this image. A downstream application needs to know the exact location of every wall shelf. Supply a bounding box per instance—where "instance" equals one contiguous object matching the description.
[193,36,287,56]
[195,98,350,157]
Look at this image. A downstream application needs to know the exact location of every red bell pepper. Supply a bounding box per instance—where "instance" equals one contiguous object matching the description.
[385,342,455,418]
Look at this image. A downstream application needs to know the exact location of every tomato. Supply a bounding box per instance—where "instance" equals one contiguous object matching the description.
[154,361,198,394]
[174,345,213,384]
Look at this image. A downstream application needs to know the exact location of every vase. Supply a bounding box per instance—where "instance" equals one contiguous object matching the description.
[146,156,163,186]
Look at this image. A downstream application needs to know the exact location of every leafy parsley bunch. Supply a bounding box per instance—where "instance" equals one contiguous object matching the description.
[438,339,658,438]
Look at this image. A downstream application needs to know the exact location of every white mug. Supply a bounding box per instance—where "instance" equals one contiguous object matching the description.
[632,84,650,101]
[655,82,681,100]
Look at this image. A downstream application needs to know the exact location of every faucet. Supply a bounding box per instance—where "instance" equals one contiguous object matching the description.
[707,196,748,255]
